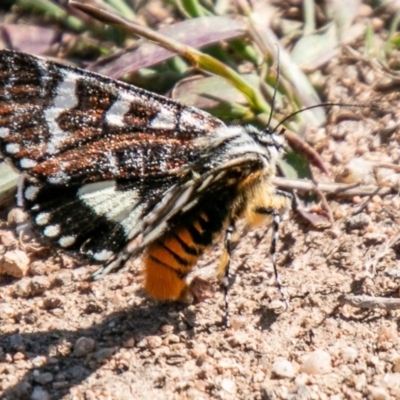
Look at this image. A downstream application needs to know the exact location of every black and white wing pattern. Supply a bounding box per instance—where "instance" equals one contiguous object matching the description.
[0,50,224,261]
[0,50,281,267]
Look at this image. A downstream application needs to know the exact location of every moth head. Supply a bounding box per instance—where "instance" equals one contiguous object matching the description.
[244,125,285,154]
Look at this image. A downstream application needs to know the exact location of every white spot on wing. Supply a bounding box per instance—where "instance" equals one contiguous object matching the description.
[43,224,60,238]
[48,170,69,184]
[150,108,176,130]
[78,180,141,225]
[105,92,136,126]
[180,109,200,128]
[0,127,10,138]
[78,181,115,196]
[5,143,20,154]
[105,151,119,176]
[24,185,40,201]
[45,70,79,154]
[59,235,76,247]
[20,158,38,169]
[93,249,114,261]
[35,212,50,226]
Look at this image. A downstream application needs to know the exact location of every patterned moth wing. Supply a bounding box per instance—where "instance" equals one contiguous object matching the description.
[0,50,224,260]
[0,50,291,308]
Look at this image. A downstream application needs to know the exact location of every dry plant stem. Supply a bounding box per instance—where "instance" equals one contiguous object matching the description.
[339,295,400,311]
[69,1,270,113]
[363,232,400,276]
[371,162,400,172]
[310,177,334,225]
[273,177,393,197]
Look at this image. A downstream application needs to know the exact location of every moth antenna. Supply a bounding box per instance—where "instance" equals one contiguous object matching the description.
[272,102,383,134]
[266,45,280,130]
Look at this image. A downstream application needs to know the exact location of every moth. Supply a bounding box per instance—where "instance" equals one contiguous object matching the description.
[0,50,291,325]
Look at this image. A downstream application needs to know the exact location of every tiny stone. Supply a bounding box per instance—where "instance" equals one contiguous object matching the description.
[220,378,236,394]
[30,276,51,296]
[167,334,180,344]
[393,356,400,373]
[145,336,163,349]
[53,271,72,286]
[52,381,69,390]
[33,372,53,385]
[0,250,30,278]
[7,208,28,225]
[42,297,62,310]
[0,230,17,246]
[0,303,15,318]
[369,386,390,400]
[271,358,295,379]
[341,346,358,363]
[29,261,50,276]
[178,322,188,331]
[73,337,95,357]
[123,338,135,348]
[13,351,25,360]
[14,278,32,297]
[11,381,31,398]
[345,213,371,230]
[377,327,398,343]
[382,373,400,391]
[95,347,117,361]
[31,356,47,368]
[30,385,51,400]
[160,324,174,334]
[301,349,332,375]
[227,331,248,347]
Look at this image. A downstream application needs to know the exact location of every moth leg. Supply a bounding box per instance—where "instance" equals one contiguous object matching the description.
[217,223,236,327]
[251,206,287,306]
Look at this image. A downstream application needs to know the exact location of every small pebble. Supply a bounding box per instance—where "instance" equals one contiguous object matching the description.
[341,347,358,363]
[123,338,135,348]
[0,303,15,318]
[301,349,332,375]
[42,297,62,310]
[0,250,30,278]
[14,279,32,297]
[220,378,236,394]
[73,337,95,357]
[382,373,400,391]
[30,276,51,296]
[31,356,47,368]
[7,208,28,225]
[0,230,17,246]
[393,356,400,373]
[33,371,54,385]
[30,385,51,400]
[345,213,371,230]
[95,347,117,361]
[145,336,163,349]
[369,386,390,400]
[271,358,295,379]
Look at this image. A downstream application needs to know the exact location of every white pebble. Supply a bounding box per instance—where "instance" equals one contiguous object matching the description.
[341,346,358,363]
[301,349,332,375]
[271,358,295,379]
[220,378,236,394]
[369,386,390,400]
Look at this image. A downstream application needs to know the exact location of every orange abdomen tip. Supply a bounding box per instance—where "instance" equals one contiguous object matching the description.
[144,229,201,301]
